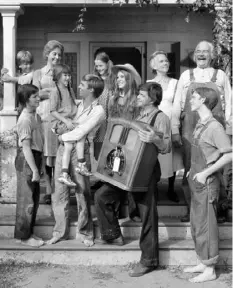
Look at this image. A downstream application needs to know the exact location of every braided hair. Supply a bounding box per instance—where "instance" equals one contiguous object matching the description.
[52,64,74,105]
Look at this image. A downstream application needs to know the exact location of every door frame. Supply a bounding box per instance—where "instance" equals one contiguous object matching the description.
[90,42,146,82]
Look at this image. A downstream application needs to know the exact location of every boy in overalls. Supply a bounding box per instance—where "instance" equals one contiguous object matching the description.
[184,87,232,283]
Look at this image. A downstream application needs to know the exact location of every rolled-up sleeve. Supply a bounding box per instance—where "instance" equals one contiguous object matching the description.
[17,119,32,142]
[61,106,106,142]
[153,112,171,154]
[50,89,59,112]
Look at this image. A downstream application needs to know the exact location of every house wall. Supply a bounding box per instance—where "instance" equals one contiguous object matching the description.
[0,5,213,81]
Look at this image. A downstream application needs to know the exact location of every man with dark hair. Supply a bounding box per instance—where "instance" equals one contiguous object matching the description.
[47,74,105,247]
[95,82,171,277]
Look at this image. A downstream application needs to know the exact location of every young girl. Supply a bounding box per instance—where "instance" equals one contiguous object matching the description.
[184,87,232,283]
[15,84,44,247]
[50,64,92,188]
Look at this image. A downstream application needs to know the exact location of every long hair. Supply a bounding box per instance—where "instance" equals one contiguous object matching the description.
[110,69,139,119]
[52,64,73,104]
[94,52,114,91]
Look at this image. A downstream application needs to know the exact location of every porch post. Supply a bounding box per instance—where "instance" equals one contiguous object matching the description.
[0,5,23,201]
[0,5,23,132]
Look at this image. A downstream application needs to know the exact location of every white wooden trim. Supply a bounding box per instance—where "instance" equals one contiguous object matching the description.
[0,0,195,5]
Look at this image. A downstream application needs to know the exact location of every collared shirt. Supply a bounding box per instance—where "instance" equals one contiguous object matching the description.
[17,108,44,152]
[33,65,55,121]
[172,67,232,134]
[193,116,231,165]
[61,99,105,142]
[136,108,171,154]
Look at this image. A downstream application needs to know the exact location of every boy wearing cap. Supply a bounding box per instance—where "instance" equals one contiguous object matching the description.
[183,87,232,283]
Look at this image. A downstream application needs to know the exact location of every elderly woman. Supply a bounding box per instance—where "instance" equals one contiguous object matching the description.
[33,40,64,204]
[148,51,183,202]
[172,40,232,222]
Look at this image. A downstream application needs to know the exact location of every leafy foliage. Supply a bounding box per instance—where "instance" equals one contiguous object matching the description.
[73,0,232,82]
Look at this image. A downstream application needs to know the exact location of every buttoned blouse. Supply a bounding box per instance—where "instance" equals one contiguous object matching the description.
[33,65,55,121]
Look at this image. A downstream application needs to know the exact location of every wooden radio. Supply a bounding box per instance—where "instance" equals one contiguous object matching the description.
[94,118,160,192]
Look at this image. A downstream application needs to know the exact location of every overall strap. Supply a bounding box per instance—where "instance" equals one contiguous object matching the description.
[150,110,162,126]
[196,119,216,141]
[211,69,218,83]
[189,69,195,82]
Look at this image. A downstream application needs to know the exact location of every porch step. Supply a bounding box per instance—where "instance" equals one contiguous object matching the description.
[0,202,188,219]
[0,238,231,266]
[0,215,231,241]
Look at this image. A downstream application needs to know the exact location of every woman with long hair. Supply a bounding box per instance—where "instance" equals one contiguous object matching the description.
[93,52,114,161]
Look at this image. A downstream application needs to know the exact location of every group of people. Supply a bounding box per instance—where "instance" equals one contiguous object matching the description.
[1,39,232,283]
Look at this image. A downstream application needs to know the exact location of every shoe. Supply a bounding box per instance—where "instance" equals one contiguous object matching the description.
[58,172,76,187]
[95,235,124,246]
[217,216,226,223]
[129,263,156,277]
[180,214,190,222]
[43,194,51,205]
[130,216,141,223]
[167,191,179,203]
[75,162,93,177]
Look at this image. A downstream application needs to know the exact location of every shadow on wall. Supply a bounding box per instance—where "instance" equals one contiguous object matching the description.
[0,83,3,111]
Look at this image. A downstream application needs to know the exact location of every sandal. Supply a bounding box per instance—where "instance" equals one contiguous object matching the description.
[44,194,51,205]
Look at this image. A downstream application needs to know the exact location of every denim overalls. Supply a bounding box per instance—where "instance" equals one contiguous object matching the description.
[188,119,220,265]
[181,69,225,208]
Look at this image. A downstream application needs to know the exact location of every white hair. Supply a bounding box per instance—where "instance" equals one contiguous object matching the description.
[193,41,215,63]
[149,50,168,73]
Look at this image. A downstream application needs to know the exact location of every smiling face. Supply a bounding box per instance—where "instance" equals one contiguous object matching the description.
[194,42,212,69]
[137,90,152,108]
[94,59,108,77]
[190,91,205,111]
[151,54,169,74]
[117,71,127,90]
[47,47,62,67]
[27,92,40,109]
[78,80,92,99]
[59,72,71,87]
[19,61,32,74]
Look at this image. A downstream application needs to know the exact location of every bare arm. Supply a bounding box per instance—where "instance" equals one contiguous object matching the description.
[193,153,232,184]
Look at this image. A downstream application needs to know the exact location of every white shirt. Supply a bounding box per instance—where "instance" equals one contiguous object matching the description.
[172,67,232,134]
[61,99,105,142]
